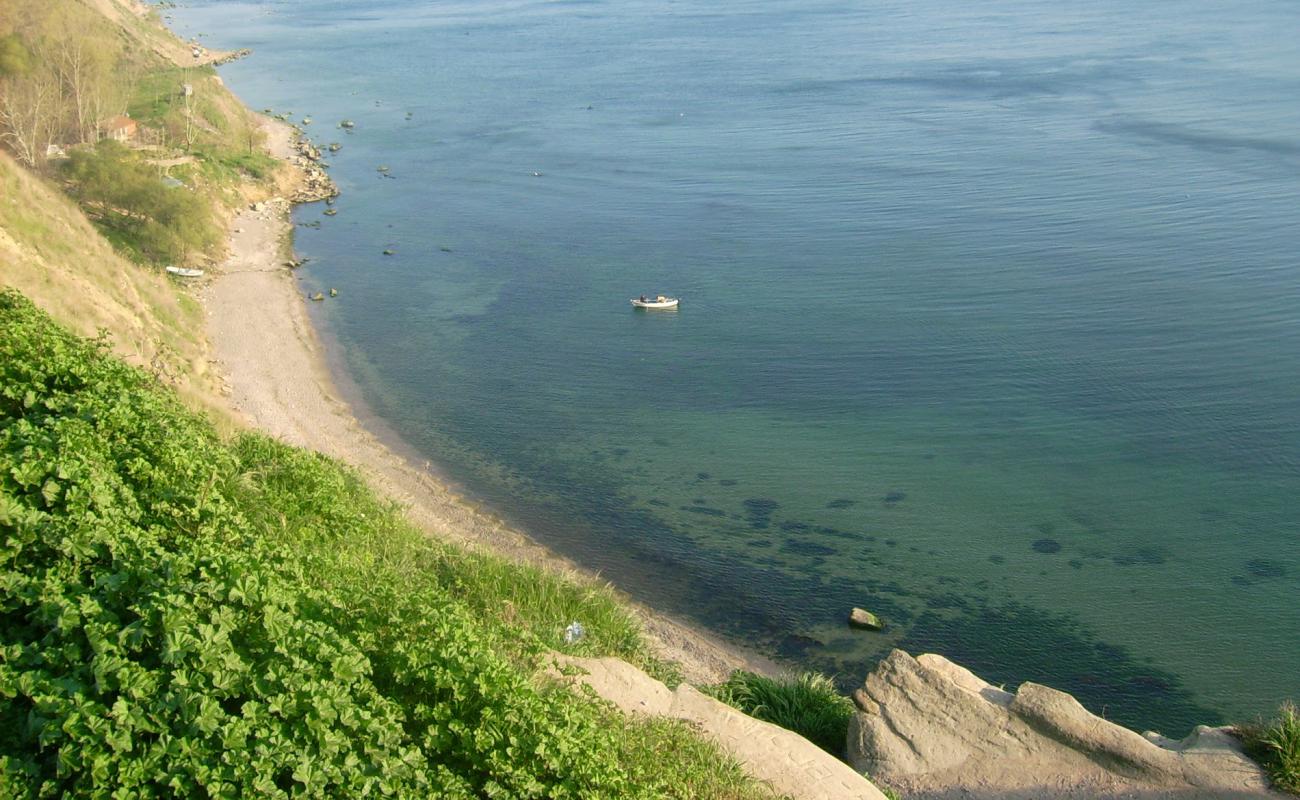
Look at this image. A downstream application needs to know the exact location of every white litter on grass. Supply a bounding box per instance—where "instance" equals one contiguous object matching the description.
[563,621,585,644]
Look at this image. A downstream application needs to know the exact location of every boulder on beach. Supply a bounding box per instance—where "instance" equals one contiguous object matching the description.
[847,649,1274,799]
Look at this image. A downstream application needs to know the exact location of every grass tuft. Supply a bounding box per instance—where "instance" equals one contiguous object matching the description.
[710,670,854,757]
[1238,701,1300,795]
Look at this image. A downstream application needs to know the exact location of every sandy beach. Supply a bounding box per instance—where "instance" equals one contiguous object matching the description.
[201,118,776,685]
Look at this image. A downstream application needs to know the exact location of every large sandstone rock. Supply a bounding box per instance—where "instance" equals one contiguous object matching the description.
[550,655,888,800]
[848,649,1277,799]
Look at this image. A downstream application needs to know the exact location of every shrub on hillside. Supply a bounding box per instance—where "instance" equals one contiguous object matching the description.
[710,670,855,757]
[1239,702,1300,795]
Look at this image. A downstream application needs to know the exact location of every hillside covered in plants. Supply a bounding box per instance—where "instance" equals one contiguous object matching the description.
[0,290,778,799]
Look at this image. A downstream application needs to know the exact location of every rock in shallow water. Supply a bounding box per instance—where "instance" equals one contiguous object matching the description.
[848,608,884,631]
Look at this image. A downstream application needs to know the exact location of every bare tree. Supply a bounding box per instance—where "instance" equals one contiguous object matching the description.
[0,68,60,166]
[50,21,120,143]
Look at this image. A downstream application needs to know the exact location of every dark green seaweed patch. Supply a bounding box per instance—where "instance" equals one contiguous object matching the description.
[782,539,837,557]
[696,472,712,480]
[1112,548,1166,566]
[743,498,780,529]
[925,593,971,610]
[1246,559,1286,579]
[777,634,823,659]
[680,505,727,518]
[826,498,857,509]
[815,525,862,541]
[898,601,1223,735]
[1032,538,1062,554]
[883,491,907,505]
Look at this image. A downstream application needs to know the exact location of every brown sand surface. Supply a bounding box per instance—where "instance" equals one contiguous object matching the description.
[202,119,777,685]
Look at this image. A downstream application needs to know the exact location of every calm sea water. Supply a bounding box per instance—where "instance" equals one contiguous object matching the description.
[172,0,1300,733]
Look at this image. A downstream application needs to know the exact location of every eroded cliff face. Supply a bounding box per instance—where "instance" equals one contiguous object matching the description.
[848,649,1276,800]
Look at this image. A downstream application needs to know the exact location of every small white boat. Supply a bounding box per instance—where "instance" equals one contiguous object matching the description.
[631,294,679,310]
[165,266,204,278]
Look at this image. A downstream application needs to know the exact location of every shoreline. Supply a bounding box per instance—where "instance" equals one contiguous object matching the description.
[200,116,779,685]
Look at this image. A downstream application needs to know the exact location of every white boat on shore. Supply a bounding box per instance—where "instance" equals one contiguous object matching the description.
[165,266,205,278]
[631,294,679,310]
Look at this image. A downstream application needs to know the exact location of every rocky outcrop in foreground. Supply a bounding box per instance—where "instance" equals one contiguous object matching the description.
[849,650,1277,799]
[550,655,888,800]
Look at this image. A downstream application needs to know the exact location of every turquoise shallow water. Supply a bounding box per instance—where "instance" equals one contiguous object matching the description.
[172,0,1299,732]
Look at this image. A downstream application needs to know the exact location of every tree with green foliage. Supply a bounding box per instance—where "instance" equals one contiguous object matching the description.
[60,140,219,264]
[0,35,33,78]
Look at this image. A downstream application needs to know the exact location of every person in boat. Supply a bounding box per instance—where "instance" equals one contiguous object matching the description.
[639,294,647,302]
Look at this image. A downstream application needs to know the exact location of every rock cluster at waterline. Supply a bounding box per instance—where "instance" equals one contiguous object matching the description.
[287,130,338,203]
[848,650,1276,799]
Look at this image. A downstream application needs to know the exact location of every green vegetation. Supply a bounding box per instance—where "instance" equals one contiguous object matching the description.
[60,140,219,264]
[128,63,275,184]
[0,34,34,78]
[0,290,776,799]
[710,670,855,757]
[1239,702,1300,795]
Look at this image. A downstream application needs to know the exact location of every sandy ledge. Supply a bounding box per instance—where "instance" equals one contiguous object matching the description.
[201,118,777,685]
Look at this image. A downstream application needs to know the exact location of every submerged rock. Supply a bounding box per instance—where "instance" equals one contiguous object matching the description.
[847,649,1273,798]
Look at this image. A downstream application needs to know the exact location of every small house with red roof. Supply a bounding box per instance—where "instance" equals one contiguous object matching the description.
[98,115,138,143]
